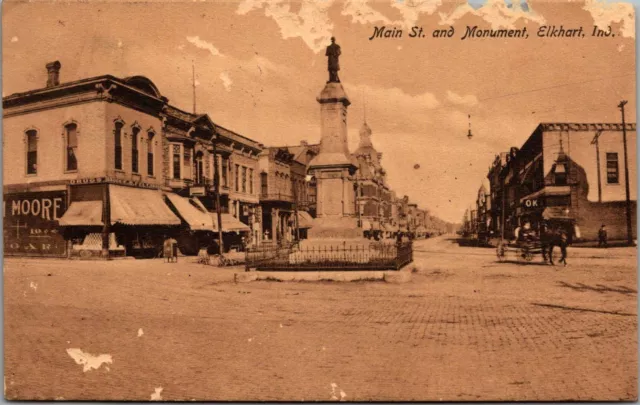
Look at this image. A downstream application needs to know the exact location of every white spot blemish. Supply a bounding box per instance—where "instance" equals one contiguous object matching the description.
[340,389,347,401]
[322,346,326,351]
[117,40,123,48]
[618,43,625,52]
[397,45,402,50]
[66,348,112,372]
[247,337,253,342]
[11,36,18,42]
[138,328,144,337]
[330,383,338,400]
[30,282,37,291]
[150,387,163,401]
[279,323,283,328]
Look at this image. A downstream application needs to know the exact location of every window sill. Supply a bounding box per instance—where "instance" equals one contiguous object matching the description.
[64,170,78,174]
[25,173,38,177]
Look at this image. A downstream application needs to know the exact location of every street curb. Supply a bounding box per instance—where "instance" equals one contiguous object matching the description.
[234,267,412,283]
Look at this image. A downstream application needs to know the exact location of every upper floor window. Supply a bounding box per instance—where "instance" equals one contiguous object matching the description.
[131,127,140,173]
[147,131,155,176]
[114,122,123,170]
[221,157,229,187]
[172,144,182,180]
[606,153,619,184]
[242,166,247,193]
[261,172,268,195]
[249,168,254,194]
[26,130,38,175]
[554,163,567,186]
[194,151,204,185]
[65,123,78,172]
[235,164,240,192]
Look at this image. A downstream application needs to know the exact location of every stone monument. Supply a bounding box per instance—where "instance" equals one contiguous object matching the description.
[307,37,362,240]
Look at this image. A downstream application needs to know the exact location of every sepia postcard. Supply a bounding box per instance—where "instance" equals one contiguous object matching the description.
[2,0,637,401]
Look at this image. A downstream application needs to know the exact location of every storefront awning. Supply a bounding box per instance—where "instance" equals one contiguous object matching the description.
[110,185,181,226]
[59,201,103,226]
[415,226,427,233]
[360,219,372,230]
[211,213,250,232]
[371,221,381,231]
[165,193,214,231]
[542,207,573,220]
[298,211,314,229]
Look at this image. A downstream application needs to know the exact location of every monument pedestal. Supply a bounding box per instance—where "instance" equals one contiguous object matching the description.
[306,81,365,244]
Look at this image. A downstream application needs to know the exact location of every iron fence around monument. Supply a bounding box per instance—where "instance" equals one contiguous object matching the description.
[244,241,413,271]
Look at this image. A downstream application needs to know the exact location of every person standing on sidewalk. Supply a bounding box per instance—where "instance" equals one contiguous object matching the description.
[598,224,608,248]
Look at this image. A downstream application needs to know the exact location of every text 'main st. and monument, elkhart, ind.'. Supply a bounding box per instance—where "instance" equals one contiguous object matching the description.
[369,24,618,41]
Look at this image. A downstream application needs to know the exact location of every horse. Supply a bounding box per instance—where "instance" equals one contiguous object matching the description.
[540,224,569,266]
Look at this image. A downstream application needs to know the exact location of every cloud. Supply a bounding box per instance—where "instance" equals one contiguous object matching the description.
[446,90,478,107]
[390,0,443,28]
[341,0,392,25]
[439,0,545,29]
[186,36,223,56]
[237,0,334,53]
[220,72,232,91]
[10,36,18,43]
[583,0,635,38]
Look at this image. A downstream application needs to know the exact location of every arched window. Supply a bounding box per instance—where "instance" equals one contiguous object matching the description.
[65,123,78,171]
[147,131,155,176]
[114,122,123,170]
[26,130,38,175]
[131,126,140,173]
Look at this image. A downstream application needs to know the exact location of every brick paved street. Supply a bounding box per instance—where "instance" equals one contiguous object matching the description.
[4,236,637,401]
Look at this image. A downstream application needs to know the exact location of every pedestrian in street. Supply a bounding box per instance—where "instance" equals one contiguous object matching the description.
[598,224,608,248]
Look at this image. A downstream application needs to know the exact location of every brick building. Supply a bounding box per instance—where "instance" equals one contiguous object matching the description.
[487,122,637,242]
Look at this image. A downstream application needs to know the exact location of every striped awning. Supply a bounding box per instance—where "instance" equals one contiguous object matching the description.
[298,211,314,229]
[211,213,250,232]
[165,193,213,231]
[110,185,181,226]
[58,201,103,226]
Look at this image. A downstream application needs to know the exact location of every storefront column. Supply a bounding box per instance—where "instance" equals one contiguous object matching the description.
[101,184,111,259]
[271,208,279,242]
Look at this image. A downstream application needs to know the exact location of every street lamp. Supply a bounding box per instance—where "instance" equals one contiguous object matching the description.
[467,114,473,140]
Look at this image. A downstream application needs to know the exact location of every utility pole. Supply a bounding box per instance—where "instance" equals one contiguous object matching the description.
[591,130,603,203]
[211,131,224,255]
[618,100,634,245]
[192,61,197,114]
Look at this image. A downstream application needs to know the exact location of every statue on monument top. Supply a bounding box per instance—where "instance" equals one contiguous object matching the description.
[326,37,341,83]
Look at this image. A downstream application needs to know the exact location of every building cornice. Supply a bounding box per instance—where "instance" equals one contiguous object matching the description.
[538,122,636,132]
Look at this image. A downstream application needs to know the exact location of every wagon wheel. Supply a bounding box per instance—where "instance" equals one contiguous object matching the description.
[520,245,534,262]
[496,241,506,261]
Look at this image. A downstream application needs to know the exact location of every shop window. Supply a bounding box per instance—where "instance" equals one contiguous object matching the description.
[606,153,619,184]
[26,130,38,175]
[65,123,78,172]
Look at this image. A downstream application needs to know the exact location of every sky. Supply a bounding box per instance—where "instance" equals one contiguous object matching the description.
[2,0,636,223]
